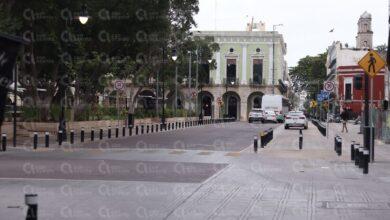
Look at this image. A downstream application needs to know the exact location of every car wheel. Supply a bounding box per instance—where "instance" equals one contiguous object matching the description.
[304,125,308,130]
[285,125,288,129]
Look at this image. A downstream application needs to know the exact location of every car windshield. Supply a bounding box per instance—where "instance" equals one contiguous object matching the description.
[288,112,304,116]
[251,110,262,113]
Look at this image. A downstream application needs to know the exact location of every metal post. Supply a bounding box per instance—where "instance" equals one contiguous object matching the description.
[299,130,303,150]
[147,125,149,133]
[188,52,192,116]
[100,128,103,140]
[1,133,6,151]
[45,132,49,148]
[195,48,199,116]
[351,141,355,161]
[13,65,17,148]
[115,127,119,138]
[162,47,166,129]
[354,144,360,166]
[91,128,94,141]
[254,136,258,153]
[363,65,370,156]
[33,132,38,150]
[81,128,84,142]
[363,150,369,174]
[129,127,133,136]
[369,77,374,162]
[123,126,126,137]
[108,126,112,138]
[25,194,38,220]
[175,64,178,116]
[70,130,74,144]
[359,147,364,168]
[141,125,144,134]
[58,130,63,146]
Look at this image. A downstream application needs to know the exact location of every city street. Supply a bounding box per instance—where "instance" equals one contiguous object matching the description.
[1,122,390,219]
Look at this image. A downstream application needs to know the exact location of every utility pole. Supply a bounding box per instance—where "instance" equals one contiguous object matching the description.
[195,48,199,116]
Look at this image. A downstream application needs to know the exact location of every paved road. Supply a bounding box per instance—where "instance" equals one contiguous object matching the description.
[2,122,390,220]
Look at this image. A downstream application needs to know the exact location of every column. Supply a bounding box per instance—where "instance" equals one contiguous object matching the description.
[241,45,247,85]
[216,52,221,84]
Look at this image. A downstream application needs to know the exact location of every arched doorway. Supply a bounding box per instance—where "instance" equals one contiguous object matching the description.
[136,90,156,110]
[223,91,241,120]
[228,96,238,119]
[198,91,214,117]
[247,92,264,118]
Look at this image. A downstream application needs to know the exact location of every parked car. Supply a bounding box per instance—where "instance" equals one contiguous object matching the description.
[248,108,264,123]
[284,111,308,129]
[263,110,277,123]
[276,113,285,123]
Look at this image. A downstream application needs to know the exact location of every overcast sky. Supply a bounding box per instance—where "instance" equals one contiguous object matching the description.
[192,0,388,67]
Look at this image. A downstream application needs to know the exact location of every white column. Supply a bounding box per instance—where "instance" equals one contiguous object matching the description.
[268,44,273,85]
[216,52,221,84]
[241,45,247,85]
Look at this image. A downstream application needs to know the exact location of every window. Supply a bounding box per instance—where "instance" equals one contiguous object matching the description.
[345,83,352,100]
[229,48,234,53]
[200,64,210,84]
[253,59,263,84]
[226,59,236,84]
[256,48,261,53]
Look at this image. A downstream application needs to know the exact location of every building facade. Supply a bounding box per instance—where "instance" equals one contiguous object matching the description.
[103,27,290,121]
[326,12,385,116]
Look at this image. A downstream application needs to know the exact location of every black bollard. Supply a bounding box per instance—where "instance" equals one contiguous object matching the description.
[1,133,6,151]
[58,130,63,146]
[151,124,154,133]
[45,132,49,148]
[70,130,74,144]
[336,137,342,156]
[129,127,133,136]
[147,125,149,133]
[363,150,369,174]
[141,125,144,134]
[168,123,171,130]
[351,141,355,161]
[108,126,112,138]
[25,194,38,220]
[176,122,178,129]
[33,132,38,150]
[354,144,360,166]
[115,127,119,138]
[100,128,103,140]
[358,147,364,168]
[254,136,258,153]
[299,130,303,150]
[136,126,139,135]
[156,124,159,132]
[81,128,85,143]
[160,124,163,132]
[91,129,95,141]
[122,126,126,137]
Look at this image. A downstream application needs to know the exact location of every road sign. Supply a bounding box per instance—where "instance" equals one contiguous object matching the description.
[114,80,125,90]
[358,50,386,78]
[317,94,323,102]
[324,81,335,92]
[321,90,330,100]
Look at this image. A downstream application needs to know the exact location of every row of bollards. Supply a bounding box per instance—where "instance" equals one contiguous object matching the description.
[1,118,236,150]
[351,142,369,174]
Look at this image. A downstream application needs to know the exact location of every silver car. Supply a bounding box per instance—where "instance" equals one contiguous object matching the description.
[248,108,264,123]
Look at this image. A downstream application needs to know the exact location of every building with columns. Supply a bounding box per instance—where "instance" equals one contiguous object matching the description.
[103,24,290,121]
[193,30,289,120]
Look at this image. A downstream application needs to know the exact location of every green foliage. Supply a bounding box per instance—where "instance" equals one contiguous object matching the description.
[289,52,327,98]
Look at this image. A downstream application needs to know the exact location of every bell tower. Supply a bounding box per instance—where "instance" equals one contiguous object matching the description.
[356,11,373,49]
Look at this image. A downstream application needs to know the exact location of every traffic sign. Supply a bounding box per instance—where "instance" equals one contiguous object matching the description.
[317,94,323,102]
[358,50,386,78]
[114,80,125,90]
[320,90,330,100]
[324,81,335,92]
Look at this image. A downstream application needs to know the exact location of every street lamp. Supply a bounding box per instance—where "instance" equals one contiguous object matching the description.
[59,4,90,141]
[272,24,283,95]
[171,49,178,116]
[78,4,89,25]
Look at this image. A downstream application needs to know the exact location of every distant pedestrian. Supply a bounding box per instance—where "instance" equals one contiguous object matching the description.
[340,108,348,133]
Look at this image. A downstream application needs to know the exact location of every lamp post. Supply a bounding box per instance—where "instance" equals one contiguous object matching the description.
[58,4,89,141]
[171,49,178,116]
[188,51,192,117]
[272,24,283,95]
[161,47,166,129]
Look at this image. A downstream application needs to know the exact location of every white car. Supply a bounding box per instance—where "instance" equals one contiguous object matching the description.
[248,108,264,123]
[263,110,277,123]
[284,111,308,129]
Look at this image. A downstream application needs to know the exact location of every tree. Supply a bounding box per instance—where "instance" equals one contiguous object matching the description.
[0,0,212,121]
[289,52,327,99]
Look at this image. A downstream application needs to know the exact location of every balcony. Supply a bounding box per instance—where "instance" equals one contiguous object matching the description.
[248,78,265,87]
[223,77,240,86]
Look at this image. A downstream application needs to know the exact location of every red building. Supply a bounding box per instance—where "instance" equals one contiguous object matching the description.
[337,65,385,115]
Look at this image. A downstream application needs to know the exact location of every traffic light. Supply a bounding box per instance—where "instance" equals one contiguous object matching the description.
[354,76,363,90]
